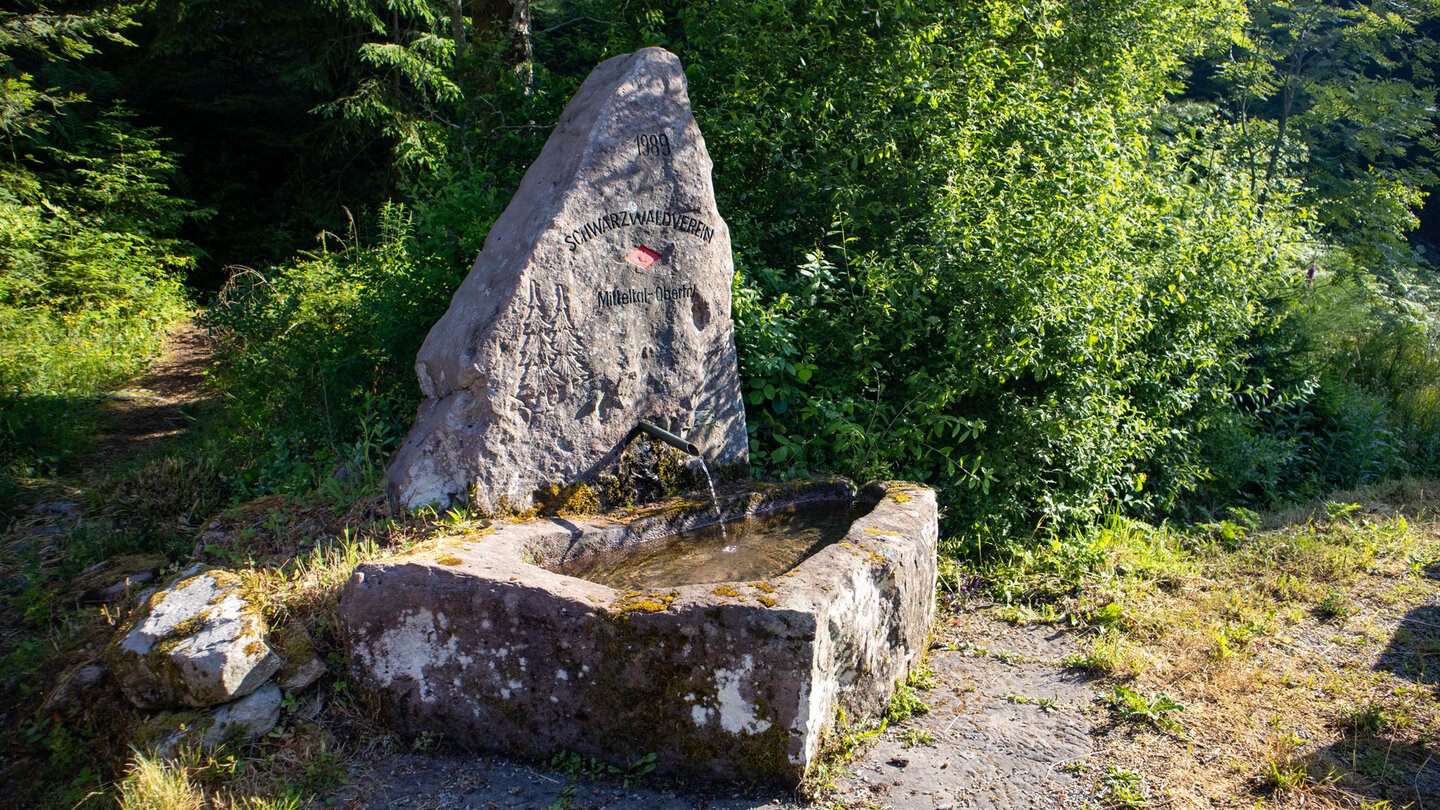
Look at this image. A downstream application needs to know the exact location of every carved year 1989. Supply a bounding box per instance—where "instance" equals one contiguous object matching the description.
[636,132,671,157]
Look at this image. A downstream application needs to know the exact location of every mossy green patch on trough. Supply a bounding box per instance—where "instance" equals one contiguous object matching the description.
[534,482,601,516]
[610,589,678,614]
[671,719,796,783]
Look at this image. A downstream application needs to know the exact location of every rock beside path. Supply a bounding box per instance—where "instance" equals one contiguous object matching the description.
[104,567,280,709]
[39,660,110,718]
[275,628,327,693]
[66,553,165,604]
[139,683,284,755]
[204,683,283,748]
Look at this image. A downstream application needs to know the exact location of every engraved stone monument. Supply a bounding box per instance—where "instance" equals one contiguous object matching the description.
[385,47,748,512]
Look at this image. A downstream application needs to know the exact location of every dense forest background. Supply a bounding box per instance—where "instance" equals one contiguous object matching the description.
[3,0,1440,547]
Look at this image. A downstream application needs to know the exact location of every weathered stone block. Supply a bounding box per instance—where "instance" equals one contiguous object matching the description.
[137,683,283,755]
[340,481,937,785]
[384,47,747,513]
[104,567,280,709]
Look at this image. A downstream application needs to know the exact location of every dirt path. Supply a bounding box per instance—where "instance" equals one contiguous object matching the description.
[325,604,1098,810]
[92,316,216,465]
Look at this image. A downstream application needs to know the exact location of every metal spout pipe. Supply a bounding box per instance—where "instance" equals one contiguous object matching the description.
[633,420,700,456]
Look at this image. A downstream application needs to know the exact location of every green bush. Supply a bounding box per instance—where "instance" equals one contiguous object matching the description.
[0,7,197,477]
[176,0,1440,536]
[628,0,1308,532]
[205,205,458,495]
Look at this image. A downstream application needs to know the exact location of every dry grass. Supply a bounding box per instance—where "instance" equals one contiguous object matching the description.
[1078,482,1440,808]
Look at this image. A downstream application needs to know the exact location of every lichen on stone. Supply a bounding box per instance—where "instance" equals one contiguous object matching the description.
[533,482,601,516]
[610,589,678,614]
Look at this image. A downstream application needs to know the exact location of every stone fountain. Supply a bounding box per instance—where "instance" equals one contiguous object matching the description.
[342,47,938,785]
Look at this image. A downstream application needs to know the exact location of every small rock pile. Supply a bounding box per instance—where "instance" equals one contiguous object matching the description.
[45,564,325,754]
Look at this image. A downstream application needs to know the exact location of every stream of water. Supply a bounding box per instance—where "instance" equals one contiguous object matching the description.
[697,457,729,546]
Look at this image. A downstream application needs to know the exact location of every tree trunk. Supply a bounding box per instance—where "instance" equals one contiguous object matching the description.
[504,0,534,94]
[449,0,466,47]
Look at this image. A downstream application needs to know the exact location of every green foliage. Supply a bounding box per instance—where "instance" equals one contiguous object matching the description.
[5,0,1438,551]
[1208,0,1440,293]
[1108,685,1186,735]
[546,750,658,787]
[884,680,931,724]
[100,453,230,538]
[594,0,1311,532]
[0,3,197,477]
[1063,627,1148,676]
[205,205,443,494]
[1101,765,1151,809]
[1314,588,1353,620]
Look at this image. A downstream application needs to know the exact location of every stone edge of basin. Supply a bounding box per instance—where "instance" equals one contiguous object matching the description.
[339,478,938,786]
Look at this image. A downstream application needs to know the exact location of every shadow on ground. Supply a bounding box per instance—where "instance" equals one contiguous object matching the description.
[1377,604,1440,696]
[1292,733,1440,805]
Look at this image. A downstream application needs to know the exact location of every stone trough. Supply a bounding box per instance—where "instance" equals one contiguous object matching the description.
[340,479,937,785]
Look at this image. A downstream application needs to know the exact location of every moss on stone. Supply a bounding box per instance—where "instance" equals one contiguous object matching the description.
[133,709,211,754]
[154,611,211,655]
[277,627,318,671]
[435,554,464,566]
[533,482,601,516]
[610,589,678,615]
[596,438,702,510]
[671,715,795,782]
[712,584,741,598]
[489,494,538,520]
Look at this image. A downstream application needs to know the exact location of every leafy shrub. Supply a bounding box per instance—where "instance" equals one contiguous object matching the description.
[622,0,1308,535]
[205,205,461,495]
[0,8,196,479]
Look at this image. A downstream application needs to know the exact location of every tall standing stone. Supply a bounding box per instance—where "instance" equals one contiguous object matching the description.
[386,47,748,512]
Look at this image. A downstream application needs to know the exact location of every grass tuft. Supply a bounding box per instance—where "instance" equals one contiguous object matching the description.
[115,751,204,810]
